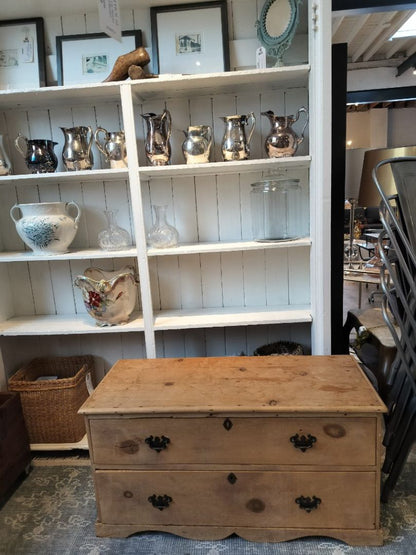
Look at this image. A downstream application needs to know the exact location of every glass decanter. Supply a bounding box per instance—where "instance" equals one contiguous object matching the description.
[147,204,179,248]
[98,209,131,251]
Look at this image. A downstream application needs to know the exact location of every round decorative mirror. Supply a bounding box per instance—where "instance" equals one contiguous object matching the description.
[256,0,301,67]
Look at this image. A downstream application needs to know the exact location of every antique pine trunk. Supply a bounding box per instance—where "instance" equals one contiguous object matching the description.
[80,355,387,546]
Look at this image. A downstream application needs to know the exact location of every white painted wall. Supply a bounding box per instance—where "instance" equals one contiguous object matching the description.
[347,66,416,92]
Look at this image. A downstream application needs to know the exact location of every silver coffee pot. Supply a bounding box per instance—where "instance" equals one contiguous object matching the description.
[94,128,127,169]
[61,126,94,171]
[220,113,256,161]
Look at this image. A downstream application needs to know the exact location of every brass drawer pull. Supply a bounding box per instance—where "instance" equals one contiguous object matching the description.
[295,495,321,512]
[290,433,317,452]
[148,494,172,510]
[145,435,170,452]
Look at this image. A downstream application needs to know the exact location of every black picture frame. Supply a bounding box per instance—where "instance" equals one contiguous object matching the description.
[56,30,143,86]
[150,1,230,75]
[0,18,46,89]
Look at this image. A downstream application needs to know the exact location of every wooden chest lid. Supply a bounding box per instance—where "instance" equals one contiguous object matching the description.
[80,355,386,416]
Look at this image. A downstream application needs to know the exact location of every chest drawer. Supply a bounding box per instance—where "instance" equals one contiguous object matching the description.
[94,469,377,530]
[88,416,376,466]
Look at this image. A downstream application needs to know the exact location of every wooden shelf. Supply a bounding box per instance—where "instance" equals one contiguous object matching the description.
[0,168,129,187]
[153,306,312,331]
[0,81,122,110]
[0,247,137,263]
[0,312,145,336]
[31,434,89,451]
[147,238,311,257]
[139,156,311,179]
[130,66,310,102]
[0,66,309,111]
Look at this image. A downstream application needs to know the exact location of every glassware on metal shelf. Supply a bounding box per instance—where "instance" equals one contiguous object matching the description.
[250,176,307,241]
[147,204,179,248]
[98,209,131,251]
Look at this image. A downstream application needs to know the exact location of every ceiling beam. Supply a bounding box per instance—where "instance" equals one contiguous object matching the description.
[397,51,416,75]
[347,86,416,104]
[350,15,391,62]
[363,11,412,61]
[333,1,416,15]
[332,16,345,37]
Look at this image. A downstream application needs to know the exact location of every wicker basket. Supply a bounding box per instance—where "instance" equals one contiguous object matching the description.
[8,355,94,444]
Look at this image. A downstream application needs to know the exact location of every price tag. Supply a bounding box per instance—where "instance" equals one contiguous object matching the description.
[97,0,122,42]
[21,35,34,63]
[256,46,267,69]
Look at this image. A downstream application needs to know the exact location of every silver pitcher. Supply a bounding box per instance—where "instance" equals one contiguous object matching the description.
[182,125,212,164]
[14,134,58,173]
[220,113,256,161]
[261,107,309,158]
[141,109,171,166]
[61,126,94,171]
[94,128,127,169]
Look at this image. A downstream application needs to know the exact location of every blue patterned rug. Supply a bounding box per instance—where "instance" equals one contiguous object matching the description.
[0,461,415,555]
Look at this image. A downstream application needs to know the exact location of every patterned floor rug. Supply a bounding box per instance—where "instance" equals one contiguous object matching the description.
[0,461,415,555]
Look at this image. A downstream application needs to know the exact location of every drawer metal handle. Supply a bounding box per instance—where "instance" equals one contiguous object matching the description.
[227,473,237,484]
[223,418,233,431]
[290,433,317,452]
[295,495,321,512]
[145,435,170,452]
[148,494,172,510]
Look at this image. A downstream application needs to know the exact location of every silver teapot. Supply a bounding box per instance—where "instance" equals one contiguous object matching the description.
[61,126,94,171]
[141,109,171,166]
[220,112,256,161]
[94,128,127,169]
[182,125,212,164]
[261,107,309,158]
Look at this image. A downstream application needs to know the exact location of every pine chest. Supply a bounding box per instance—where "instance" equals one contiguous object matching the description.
[79,355,387,545]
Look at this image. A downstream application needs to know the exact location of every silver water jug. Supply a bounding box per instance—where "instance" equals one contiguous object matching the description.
[61,126,94,171]
[261,107,309,158]
[14,134,58,174]
[182,125,212,164]
[141,109,171,166]
[94,128,127,169]
[220,112,256,161]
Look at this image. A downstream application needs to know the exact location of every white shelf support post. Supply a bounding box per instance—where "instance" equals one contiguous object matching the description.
[309,0,332,354]
[120,83,156,358]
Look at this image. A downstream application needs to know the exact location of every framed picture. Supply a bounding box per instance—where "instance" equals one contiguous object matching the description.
[150,1,230,75]
[56,30,142,86]
[0,18,46,90]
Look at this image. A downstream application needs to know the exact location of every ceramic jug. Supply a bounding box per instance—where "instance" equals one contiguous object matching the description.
[0,133,12,175]
[14,134,58,173]
[141,109,171,166]
[94,128,127,169]
[182,125,212,164]
[61,126,94,171]
[10,201,81,254]
[220,112,256,161]
[261,107,309,158]
[74,265,138,326]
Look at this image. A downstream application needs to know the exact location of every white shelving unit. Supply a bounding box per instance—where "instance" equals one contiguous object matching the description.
[0,1,331,391]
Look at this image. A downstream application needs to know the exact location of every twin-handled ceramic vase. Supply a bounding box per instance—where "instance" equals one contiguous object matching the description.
[10,201,81,254]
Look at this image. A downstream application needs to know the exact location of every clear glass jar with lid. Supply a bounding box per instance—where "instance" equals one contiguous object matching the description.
[250,176,307,241]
